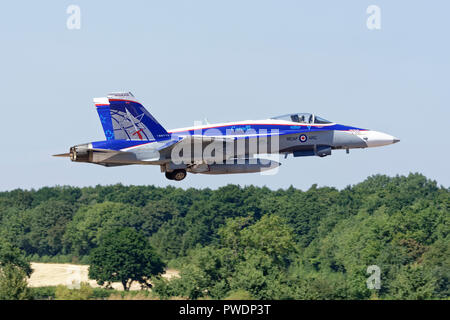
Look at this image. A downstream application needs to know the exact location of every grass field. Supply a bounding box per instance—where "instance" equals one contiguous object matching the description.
[28,262,179,291]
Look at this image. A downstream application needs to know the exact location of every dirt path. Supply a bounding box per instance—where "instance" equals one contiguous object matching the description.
[28,262,179,291]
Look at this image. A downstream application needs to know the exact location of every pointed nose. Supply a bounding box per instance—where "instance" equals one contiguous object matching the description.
[361,131,400,147]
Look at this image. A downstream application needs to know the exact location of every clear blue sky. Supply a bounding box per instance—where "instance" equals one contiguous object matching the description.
[0,1,449,191]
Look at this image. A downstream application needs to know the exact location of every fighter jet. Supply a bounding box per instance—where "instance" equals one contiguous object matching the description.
[54,92,400,181]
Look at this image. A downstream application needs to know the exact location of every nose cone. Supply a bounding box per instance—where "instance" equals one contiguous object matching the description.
[361,131,400,148]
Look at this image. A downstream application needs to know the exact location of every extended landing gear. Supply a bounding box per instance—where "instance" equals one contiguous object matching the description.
[165,169,187,181]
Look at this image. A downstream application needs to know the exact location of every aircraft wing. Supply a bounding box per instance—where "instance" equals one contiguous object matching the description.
[160,132,285,150]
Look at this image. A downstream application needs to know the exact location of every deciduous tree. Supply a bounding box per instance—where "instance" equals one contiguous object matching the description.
[88,228,165,291]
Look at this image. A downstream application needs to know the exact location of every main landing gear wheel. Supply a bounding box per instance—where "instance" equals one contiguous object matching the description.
[173,169,187,181]
[165,169,187,181]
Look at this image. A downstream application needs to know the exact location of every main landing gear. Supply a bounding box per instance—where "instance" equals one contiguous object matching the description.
[165,169,187,181]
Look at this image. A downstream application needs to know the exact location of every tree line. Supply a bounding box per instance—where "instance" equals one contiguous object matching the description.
[0,173,448,299]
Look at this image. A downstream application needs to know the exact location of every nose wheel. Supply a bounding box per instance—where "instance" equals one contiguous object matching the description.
[165,169,187,181]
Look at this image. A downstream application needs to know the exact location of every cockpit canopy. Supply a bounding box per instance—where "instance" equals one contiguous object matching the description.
[271,113,332,124]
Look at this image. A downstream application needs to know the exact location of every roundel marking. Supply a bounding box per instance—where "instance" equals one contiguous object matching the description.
[299,134,308,143]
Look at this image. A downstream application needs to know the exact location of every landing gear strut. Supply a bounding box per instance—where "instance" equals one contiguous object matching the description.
[165,169,187,181]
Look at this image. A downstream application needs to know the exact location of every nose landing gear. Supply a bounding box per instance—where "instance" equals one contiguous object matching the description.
[165,169,187,181]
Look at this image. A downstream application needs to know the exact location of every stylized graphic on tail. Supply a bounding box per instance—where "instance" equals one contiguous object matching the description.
[94,92,170,141]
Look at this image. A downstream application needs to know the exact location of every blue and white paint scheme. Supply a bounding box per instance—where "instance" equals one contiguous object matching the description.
[54,92,400,181]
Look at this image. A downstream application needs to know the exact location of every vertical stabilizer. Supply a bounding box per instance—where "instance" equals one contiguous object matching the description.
[94,92,170,141]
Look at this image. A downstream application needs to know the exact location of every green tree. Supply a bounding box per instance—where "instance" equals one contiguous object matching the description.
[0,264,30,300]
[88,228,165,291]
[387,264,437,300]
[25,200,74,256]
[0,242,32,277]
[64,202,142,256]
[138,199,181,237]
[54,282,93,300]
[224,289,254,300]
[240,214,296,264]
[0,174,447,300]
[421,236,450,298]
[156,215,297,299]
[0,242,32,300]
